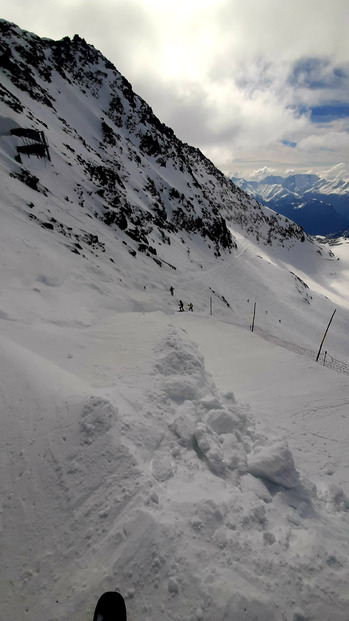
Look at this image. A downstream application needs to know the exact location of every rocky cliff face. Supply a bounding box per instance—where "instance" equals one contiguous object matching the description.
[0,19,313,267]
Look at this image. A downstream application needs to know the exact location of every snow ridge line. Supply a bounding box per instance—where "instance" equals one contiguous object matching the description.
[254,328,349,376]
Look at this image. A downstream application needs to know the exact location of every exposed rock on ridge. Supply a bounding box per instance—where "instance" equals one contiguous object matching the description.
[0,19,310,261]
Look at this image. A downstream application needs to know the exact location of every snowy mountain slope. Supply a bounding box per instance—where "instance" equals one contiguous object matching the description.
[1,20,346,337]
[1,18,316,262]
[232,174,349,236]
[1,20,349,621]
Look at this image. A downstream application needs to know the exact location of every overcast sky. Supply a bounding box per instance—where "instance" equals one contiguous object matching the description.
[1,0,349,180]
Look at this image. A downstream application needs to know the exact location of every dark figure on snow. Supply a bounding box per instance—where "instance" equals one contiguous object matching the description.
[93,592,127,621]
[179,300,184,312]
[170,286,174,296]
[188,302,193,312]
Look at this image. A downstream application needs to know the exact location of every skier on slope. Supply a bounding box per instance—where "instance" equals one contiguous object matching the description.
[179,299,184,312]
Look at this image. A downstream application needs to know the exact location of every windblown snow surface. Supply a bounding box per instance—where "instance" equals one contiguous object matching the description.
[2,171,349,621]
[1,26,349,620]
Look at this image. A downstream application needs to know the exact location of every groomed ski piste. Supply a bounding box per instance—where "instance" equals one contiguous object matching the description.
[1,20,349,621]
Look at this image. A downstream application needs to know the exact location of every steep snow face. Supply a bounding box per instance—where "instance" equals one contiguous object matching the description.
[313,177,349,196]
[1,19,349,621]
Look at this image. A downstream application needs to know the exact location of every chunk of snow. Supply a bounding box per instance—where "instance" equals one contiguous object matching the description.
[247,441,299,489]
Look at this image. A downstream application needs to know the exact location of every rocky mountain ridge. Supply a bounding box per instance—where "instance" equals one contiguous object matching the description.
[0,18,316,272]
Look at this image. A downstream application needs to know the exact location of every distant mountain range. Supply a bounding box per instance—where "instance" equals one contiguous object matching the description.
[231,174,349,236]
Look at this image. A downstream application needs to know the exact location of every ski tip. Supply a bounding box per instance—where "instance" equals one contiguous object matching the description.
[93,591,127,621]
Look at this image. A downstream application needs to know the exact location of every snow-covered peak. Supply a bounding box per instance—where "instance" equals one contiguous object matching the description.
[282,173,320,193]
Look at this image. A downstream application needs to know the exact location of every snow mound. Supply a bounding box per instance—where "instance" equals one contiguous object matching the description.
[79,396,118,444]
[2,303,349,620]
[247,440,299,489]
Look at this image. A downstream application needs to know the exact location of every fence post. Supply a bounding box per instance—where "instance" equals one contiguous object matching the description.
[251,302,256,332]
[316,309,336,362]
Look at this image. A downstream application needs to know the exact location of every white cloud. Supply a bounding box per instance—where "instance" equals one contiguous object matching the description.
[298,127,349,153]
[250,167,275,181]
[318,163,349,180]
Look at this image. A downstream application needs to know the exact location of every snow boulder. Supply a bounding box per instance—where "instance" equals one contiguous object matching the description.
[316,482,349,511]
[193,422,226,475]
[240,472,272,503]
[151,449,174,482]
[79,396,117,444]
[163,377,200,403]
[169,401,198,447]
[207,408,242,435]
[247,441,299,489]
[155,328,207,382]
[221,433,248,473]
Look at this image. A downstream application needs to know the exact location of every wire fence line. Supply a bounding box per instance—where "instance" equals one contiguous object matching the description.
[253,327,349,376]
[208,292,348,376]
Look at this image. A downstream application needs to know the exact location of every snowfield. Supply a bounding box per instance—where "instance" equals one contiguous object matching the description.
[1,20,349,621]
[1,234,349,621]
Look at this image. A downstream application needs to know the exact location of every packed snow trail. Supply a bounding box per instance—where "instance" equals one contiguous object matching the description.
[175,313,349,496]
[1,309,349,621]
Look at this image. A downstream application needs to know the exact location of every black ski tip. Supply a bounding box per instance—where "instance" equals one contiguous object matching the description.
[93,591,127,621]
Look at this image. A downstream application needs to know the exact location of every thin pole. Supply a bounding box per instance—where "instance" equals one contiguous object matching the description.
[251,302,256,332]
[316,309,336,362]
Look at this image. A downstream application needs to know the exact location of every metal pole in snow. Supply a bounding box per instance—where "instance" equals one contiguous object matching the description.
[316,309,336,362]
[251,302,256,332]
